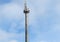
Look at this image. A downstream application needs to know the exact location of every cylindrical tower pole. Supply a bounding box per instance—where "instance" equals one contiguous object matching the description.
[24,12,29,42]
[25,13,28,42]
[23,0,30,42]
[24,11,30,42]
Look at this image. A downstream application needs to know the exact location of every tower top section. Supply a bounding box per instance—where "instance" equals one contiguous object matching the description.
[23,0,30,14]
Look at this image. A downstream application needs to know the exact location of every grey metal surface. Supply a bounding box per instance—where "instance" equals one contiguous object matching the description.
[23,0,30,42]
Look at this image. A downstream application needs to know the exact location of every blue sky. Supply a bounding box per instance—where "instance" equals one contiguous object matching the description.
[0,0,60,42]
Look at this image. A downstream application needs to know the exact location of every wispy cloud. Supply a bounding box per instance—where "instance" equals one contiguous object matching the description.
[0,0,60,42]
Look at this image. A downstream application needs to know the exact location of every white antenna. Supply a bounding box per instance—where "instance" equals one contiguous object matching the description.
[23,0,30,42]
[24,0,29,14]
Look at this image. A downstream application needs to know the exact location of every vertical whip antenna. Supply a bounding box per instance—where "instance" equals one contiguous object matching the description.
[24,0,27,8]
[24,0,30,14]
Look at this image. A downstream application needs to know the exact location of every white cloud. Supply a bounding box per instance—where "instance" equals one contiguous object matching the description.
[1,2,23,20]
[10,40,18,42]
[0,29,24,42]
[55,2,60,15]
[50,24,60,32]
[0,1,24,32]
[0,0,60,42]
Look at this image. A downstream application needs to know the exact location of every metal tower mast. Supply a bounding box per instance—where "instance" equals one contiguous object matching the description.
[23,0,30,42]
